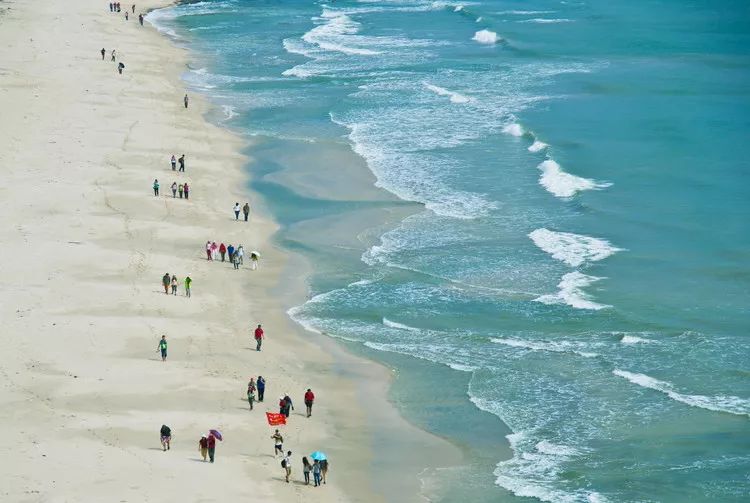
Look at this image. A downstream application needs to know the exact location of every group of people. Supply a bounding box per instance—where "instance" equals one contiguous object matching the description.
[273,435,328,486]
[170,154,186,172]
[233,202,251,221]
[204,241,259,270]
[153,179,190,199]
[159,425,221,464]
[245,375,266,409]
[101,47,125,74]
[161,272,192,297]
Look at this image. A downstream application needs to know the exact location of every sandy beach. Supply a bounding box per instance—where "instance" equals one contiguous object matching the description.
[0,1,459,501]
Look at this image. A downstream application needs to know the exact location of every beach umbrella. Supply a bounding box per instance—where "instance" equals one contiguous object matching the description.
[310,451,327,461]
[250,250,260,257]
[209,429,223,441]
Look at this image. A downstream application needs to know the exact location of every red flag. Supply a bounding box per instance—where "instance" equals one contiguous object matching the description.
[266,412,286,426]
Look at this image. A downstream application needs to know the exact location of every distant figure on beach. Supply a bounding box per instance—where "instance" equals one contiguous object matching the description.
[313,459,322,486]
[282,451,292,483]
[109,3,113,12]
[219,242,227,262]
[117,62,125,75]
[139,13,144,26]
[211,241,218,260]
[226,243,235,263]
[171,274,178,295]
[178,154,185,172]
[171,182,177,197]
[157,335,168,362]
[236,245,244,265]
[101,48,106,60]
[153,179,159,196]
[160,424,171,451]
[232,251,240,270]
[271,429,283,457]
[162,272,170,294]
[171,154,176,170]
[198,435,208,461]
[304,389,315,418]
[207,432,217,463]
[111,49,116,61]
[184,275,192,298]
[178,183,184,198]
[242,202,250,222]
[233,202,241,221]
[282,393,294,418]
[205,241,212,261]
[247,378,256,410]
[184,94,189,109]
[257,375,266,401]
[303,457,312,485]
[132,4,136,13]
[320,459,329,484]
[254,324,264,351]
[183,182,189,199]
[125,11,129,21]
[250,251,259,271]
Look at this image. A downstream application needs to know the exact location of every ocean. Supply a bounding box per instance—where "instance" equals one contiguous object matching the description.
[147,1,750,501]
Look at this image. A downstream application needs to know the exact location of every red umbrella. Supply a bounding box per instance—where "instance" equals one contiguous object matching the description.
[209,429,223,441]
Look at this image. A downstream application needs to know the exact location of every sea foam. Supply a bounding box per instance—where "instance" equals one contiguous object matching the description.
[537,159,611,198]
[502,123,525,136]
[613,370,750,417]
[534,272,611,310]
[423,82,472,103]
[528,228,621,267]
[473,29,500,44]
[528,140,549,152]
[382,318,421,332]
[491,336,598,357]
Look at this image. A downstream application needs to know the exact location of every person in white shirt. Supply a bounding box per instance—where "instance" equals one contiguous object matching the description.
[233,203,241,220]
[283,451,292,483]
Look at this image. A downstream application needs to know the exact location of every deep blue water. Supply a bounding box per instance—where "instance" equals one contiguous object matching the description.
[149,1,750,501]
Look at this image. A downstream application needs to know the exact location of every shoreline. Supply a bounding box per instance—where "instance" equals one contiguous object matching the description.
[0,1,461,502]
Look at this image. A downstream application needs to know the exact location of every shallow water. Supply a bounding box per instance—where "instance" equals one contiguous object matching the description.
[149,1,750,501]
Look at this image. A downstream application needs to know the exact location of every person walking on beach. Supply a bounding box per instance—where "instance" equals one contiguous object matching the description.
[207,432,217,463]
[157,335,168,362]
[219,242,227,262]
[160,424,171,451]
[254,324,264,351]
[205,241,212,261]
[282,451,292,483]
[139,13,144,26]
[198,435,208,461]
[247,378,256,410]
[183,182,189,199]
[236,245,245,265]
[250,251,259,271]
[171,182,178,198]
[233,203,241,221]
[178,154,185,172]
[178,183,184,198]
[320,459,329,484]
[125,11,129,21]
[109,3,113,12]
[302,457,312,485]
[313,459,322,487]
[117,62,125,75]
[171,274,178,295]
[242,202,250,222]
[282,393,294,418]
[101,48,106,60]
[184,275,192,298]
[171,154,176,170]
[304,388,315,418]
[232,251,240,270]
[132,4,136,13]
[226,243,235,264]
[111,49,116,61]
[211,241,218,260]
[184,94,189,109]
[161,272,170,294]
[257,375,266,402]
[271,429,283,457]
[153,179,159,196]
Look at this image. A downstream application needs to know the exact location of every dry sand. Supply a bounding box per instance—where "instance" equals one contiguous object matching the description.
[0,1,458,502]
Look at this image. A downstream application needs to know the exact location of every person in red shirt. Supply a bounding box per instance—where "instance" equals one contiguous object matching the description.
[198,435,208,461]
[219,243,227,262]
[207,433,217,463]
[254,324,264,351]
[304,389,315,418]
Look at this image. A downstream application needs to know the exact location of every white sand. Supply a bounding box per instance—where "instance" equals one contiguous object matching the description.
[0,1,459,501]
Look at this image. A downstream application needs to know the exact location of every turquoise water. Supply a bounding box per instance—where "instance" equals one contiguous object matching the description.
[148,1,750,501]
